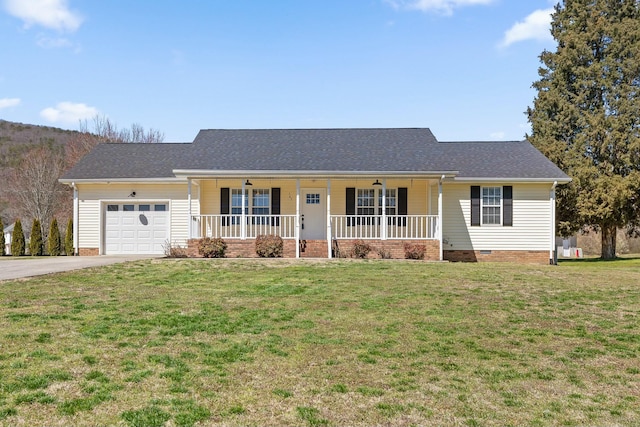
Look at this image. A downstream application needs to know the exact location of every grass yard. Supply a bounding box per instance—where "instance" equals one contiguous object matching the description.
[0,258,639,426]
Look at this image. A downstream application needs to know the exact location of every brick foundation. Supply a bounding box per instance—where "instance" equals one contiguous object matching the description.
[79,248,99,256]
[332,239,440,260]
[187,239,296,258]
[187,238,440,260]
[444,250,549,264]
[300,240,328,258]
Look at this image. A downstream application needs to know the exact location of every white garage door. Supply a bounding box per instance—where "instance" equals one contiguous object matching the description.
[105,203,169,254]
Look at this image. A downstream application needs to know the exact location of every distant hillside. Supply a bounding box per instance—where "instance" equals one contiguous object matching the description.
[0,119,80,168]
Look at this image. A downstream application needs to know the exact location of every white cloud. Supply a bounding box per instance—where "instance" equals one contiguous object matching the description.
[40,102,99,124]
[3,0,83,32]
[500,8,554,48]
[0,97,21,109]
[490,131,506,140]
[37,34,71,48]
[385,0,494,15]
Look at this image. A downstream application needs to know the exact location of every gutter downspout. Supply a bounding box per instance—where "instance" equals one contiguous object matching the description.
[72,182,79,256]
[550,181,558,265]
[438,175,444,261]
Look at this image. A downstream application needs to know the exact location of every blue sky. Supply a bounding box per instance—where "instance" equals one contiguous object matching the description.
[0,0,556,142]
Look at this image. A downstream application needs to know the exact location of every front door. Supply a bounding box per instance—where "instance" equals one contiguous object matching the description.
[300,189,326,240]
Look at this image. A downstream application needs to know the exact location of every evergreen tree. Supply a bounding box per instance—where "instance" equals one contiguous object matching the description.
[48,218,62,256]
[30,218,44,256]
[0,217,5,256]
[11,219,25,257]
[65,218,74,256]
[528,0,640,259]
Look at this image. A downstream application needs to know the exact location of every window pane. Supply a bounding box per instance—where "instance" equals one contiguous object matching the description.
[154,204,166,211]
[123,204,134,212]
[306,193,320,204]
[231,189,248,214]
[107,204,119,211]
[139,204,150,211]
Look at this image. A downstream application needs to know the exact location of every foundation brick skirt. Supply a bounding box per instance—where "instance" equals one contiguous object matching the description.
[444,250,549,264]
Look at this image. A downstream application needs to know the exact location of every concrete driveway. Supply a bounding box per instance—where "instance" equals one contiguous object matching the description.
[0,255,160,281]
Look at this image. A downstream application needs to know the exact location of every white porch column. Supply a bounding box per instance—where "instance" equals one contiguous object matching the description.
[241,180,247,240]
[188,178,192,240]
[73,183,79,256]
[381,179,387,240]
[327,178,332,258]
[296,179,300,258]
[550,181,558,265]
[438,176,444,261]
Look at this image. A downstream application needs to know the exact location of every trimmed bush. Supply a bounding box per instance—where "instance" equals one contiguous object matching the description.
[48,218,62,256]
[163,240,188,258]
[11,219,25,257]
[198,237,227,258]
[30,218,44,256]
[255,234,283,258]
[351,239,372,259]
[0,217,4,256]
[404,243,426,260]
[65,218,74,256]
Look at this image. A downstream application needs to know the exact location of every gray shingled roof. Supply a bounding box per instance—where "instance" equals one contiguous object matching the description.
[60,128,570,181]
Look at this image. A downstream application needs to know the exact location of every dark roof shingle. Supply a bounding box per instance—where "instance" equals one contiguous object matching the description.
[60,128,570,181]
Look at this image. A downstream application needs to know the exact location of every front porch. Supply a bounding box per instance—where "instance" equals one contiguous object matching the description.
[185,176,444,259]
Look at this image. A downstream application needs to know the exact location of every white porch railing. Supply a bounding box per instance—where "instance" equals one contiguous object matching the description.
[192,215,296,239]
[191,214,438,240]
[330,215,438,240]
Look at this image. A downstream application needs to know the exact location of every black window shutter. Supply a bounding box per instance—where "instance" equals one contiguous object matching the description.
[221,187,229,226]
[346,187,355,226]
[471,186,480,226]
[271,187,280,226]
[503,186,513,226]
[398,187,408,227]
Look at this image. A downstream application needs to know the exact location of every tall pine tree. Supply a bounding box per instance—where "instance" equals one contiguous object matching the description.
[11,219,25,257]
[0,217,5,256]
[30,218,44,256]
[49,218,62,256]
[528,0,640,259]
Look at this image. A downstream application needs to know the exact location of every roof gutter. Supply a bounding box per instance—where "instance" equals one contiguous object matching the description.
[172,169,460,179]
[451,177,572,184]
[59,177,187,185]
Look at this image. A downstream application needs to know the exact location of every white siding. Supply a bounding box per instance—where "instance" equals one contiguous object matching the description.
[442,183,552,251]
[76,183,189,253]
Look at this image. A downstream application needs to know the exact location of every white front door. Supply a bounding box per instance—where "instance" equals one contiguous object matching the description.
[300,189,326,240]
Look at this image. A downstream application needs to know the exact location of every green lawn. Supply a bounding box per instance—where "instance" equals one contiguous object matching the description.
[0,258,639,426]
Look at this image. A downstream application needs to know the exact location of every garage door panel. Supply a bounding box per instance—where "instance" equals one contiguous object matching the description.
[105,203,169,255]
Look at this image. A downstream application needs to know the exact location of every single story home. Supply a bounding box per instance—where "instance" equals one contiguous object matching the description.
[59,128,570,263]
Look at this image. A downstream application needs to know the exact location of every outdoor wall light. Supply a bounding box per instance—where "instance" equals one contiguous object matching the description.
[129,191,136,197]
[245,179,253,186]
[372,179,382,186]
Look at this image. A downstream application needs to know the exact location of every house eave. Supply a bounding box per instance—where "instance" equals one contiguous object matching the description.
[172,169,460,179]
[59,177,186,185]
[450,177,572,184]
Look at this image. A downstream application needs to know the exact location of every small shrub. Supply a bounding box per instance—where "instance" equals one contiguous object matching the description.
[30,219,44,256]
[404,243,426,260]
[48,218,62,256]
[198,237,227,258]
[163,240,188,258]
[11,219,25,257]
[377,247,392,259]
[255,234,283,258]
[351,239,372,259]
[65,218,74,256]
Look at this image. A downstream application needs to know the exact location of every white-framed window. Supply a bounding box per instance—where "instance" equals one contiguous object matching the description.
[482,186,502,225]
[356,188,397,215]
[230,189,270,223]
[378,189,396,216]
[357,189,375,215]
